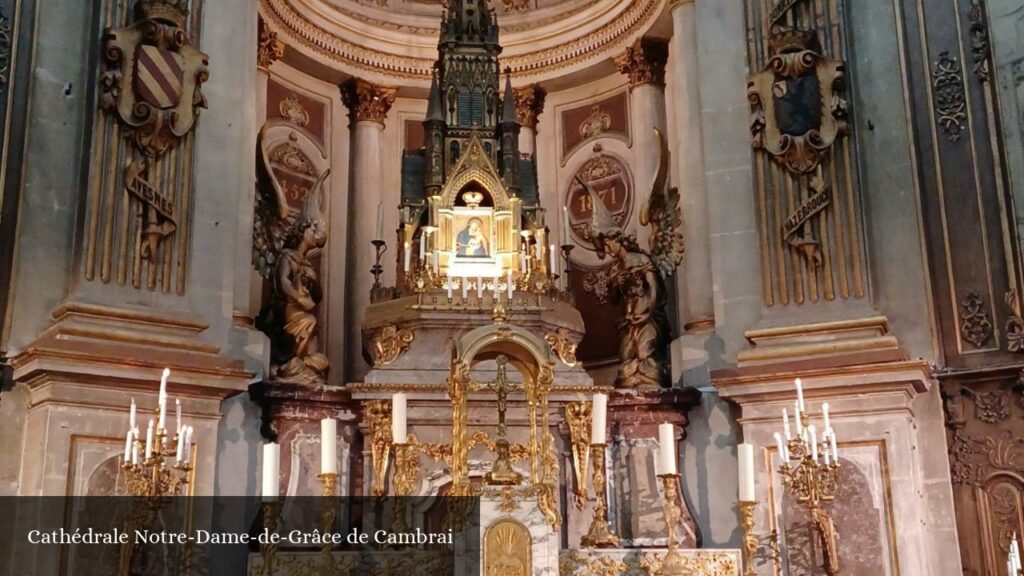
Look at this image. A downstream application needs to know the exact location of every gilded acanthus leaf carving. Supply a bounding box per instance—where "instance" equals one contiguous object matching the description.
[368,324,415,366]
[545,329,579,367]
[563,402,592,510]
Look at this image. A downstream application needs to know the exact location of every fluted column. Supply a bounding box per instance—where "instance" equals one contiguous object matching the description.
[514,85,546,156]
[615,38,669,222]
[341,78,396,383]
[670,0,713,333]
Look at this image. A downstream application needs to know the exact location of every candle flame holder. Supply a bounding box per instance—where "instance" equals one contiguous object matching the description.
[778,411,841,576]
[655,473,686,576]
[122,426,194,499]
[581,443,619,548]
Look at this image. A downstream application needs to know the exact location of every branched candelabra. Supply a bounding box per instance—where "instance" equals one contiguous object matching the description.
[775,380,841,576]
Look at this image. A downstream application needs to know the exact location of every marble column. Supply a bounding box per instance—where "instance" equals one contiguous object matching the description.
[514,85,546,157]
[341,79,396,383]
[669,0,713,334]
[615,38,669,214]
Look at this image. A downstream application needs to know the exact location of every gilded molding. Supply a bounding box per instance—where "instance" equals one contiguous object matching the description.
[564,402,592,510]
[257,18,286,69]
[514,85,547,130]
[614,38,668,88]
[260,0,664,81]
[368,324,415,366]
[544,329,579,367]
[341,78,397,125]
[559,550,741,576]
[364,400,392,496]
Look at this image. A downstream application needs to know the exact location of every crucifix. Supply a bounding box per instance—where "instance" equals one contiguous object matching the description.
[469,355,524,485]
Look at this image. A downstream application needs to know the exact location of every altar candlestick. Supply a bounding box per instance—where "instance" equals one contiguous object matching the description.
[321,418,337,475]
[124,430,133,463]
[262,443,280,501]
[783,408,791,440]
[658,423,677,475]
[145,419,154,460]
[822,402,831,435]
[738,443,755,502]
[403,242,411,272]
[795,378,805,411]
[392,393,408,443]
[590,393,608,445]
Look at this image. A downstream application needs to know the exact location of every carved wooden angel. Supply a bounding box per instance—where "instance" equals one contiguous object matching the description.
[253,128,331,385]
[588,128,684,389]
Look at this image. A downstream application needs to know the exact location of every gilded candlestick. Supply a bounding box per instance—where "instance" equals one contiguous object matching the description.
[258,500,281,576]
[657,473,686,576]
[581,443,619,548]
[739,500,757,576]
[392,442,419,535]
[318,472,339,574]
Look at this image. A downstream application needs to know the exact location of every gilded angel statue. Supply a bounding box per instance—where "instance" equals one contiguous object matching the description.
[253,130,331,385]
[587,128,684,389]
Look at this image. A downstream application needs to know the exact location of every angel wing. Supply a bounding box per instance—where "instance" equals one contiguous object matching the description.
[639,128,684,278]
[253,125,296,278]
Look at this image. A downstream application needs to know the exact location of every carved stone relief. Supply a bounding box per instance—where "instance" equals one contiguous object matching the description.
[932,52,968,144]
[85,0,209,294]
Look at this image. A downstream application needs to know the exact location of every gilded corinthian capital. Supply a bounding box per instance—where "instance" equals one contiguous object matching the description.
[514,85,547,129]
[614,38,669,88]
[341,78,397,125]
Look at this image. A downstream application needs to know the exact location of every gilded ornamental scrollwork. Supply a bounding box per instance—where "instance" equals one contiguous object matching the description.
[563,402,591,510]
[514,85,547,130]
[341,78,397,125]
[558,550,740,576]
[545,329,579,367]
[368,324,415,366]
[364,400,392,496]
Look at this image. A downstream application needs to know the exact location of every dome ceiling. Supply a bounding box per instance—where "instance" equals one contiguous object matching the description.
[260,0,669,86]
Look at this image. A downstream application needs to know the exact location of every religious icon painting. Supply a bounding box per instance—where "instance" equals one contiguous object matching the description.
[453,208,494,260]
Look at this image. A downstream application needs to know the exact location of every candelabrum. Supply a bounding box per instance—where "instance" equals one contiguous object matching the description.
[581,443,619,548]
[778,410,841,576]
[258,501,281,576]
[656,473,686,576]
[391,441,419,535]
[370,239,392,302]
[318,473,339,572]
[739,500,757,576]
[122,425,194,499]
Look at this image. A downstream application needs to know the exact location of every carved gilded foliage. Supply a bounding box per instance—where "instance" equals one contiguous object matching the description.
[368,324,415,366]
[341,78,397,125]
[563,402,591,510]
[614,38,668,88]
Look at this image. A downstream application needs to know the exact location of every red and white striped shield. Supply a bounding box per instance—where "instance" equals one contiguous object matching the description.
[133,45,185,110]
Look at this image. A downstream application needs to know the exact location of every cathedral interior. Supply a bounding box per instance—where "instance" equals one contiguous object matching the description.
[2,0,1024,574]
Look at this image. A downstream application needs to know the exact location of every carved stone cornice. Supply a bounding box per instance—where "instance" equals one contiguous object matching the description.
[260,0,664,82]
[514,85,547,130]
[341,78,396,125]
[258,17,286,69]
[614,37,669,88]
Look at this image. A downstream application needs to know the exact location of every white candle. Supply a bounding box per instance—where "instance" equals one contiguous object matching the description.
[773,432,785,458]
[432,252,439,274]
[822,402,831,435]
[184,426,193,464]
[176,428,185,462]
[375,202,384,241]
[476,276,483,298]
[782,408,791,440]
[824,445,831,466]
[175,399,182,435]
[131,443,139,467]
[590,393,608,445]
[419,234,426,261]
[830,432,838,463]
[535,240,543,260]
[808,425,818,462]
[124,430,133,463]
[561,207,570,246]
[403,242,411,272]
[321,418,337,475]
[549,244,557,275]
[461,276,468,299]
[658,423,677,475]
[519,252,527,272]
[145,419,154,460]
[446,275,453,299]
[795,378,805,411]
[794,400,802,436]
[130,398,137,431]
[1009,559,1016,576]
[392,393,408,444]
[262,443,280,501]
[738,443,755,502]
[507,270,514,299]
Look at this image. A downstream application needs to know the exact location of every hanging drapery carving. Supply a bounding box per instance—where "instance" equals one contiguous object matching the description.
[253,123,331,385]
[745,0,866,307]
[85,0,209,294]
[588,129,683,389]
